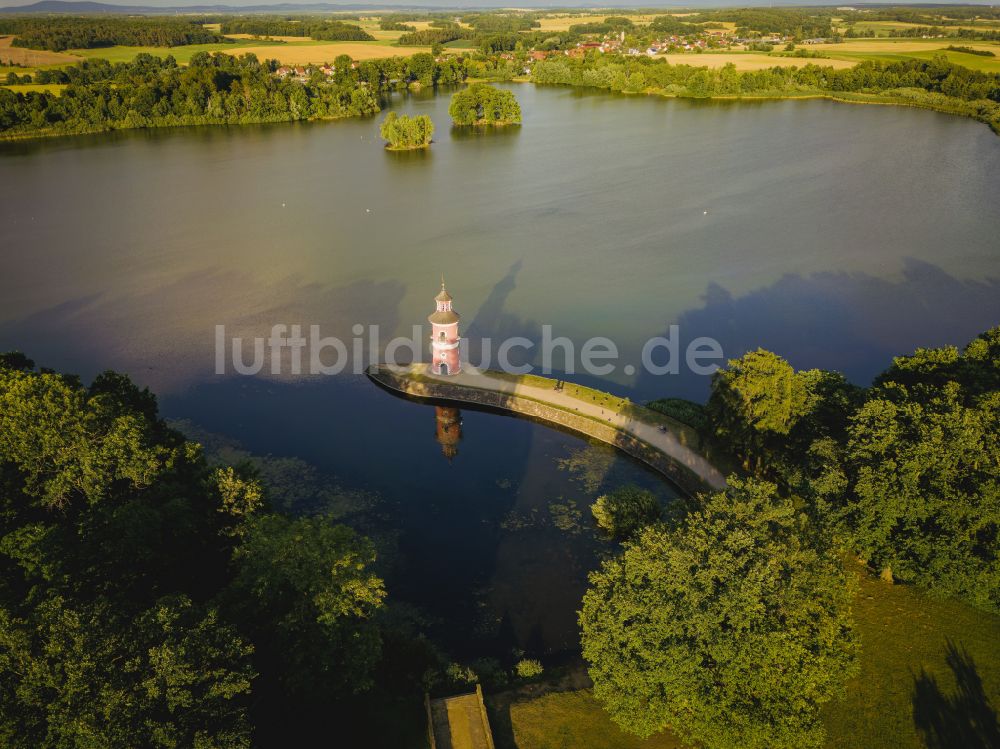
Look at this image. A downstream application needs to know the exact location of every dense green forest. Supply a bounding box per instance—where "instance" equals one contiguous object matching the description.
[704,329,1000,611]
[0,17,226,51]
[0,51,468,139]
[685,8,834,39]
[397,27,465,47]
[839,6,1000,25]
[218,19,374,42]
[461,12,540,34]
[532,55,1000,133]
[379,20,416,32]
[580,327,999,747]
[647,327,1000,614]
[0,354,402,746]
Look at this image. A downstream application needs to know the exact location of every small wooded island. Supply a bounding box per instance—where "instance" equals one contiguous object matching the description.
[379,112,434,150]
[449,83,522,126]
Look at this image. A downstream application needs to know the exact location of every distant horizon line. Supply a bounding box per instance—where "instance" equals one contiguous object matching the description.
[1,0,995,10]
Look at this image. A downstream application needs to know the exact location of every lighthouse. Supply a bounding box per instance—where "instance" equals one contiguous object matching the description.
[429,278,461,376]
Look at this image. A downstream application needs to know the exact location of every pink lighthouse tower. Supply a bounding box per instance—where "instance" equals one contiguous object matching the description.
[429,277,461,376]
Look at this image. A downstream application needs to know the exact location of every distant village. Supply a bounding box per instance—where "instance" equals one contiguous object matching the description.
[271,27,836,83]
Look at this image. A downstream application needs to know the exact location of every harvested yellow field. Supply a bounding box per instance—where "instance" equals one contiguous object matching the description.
[534,16,583,32]
[223,34,322,43]
[660,53,856,71]
[0,35,80,67]
[219,42,429,64]
[535,14,659,32]
[405,21,439,32]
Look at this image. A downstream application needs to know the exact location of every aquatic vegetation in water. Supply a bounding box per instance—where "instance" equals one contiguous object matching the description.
[549,499,584,534]
[557,444,617,494]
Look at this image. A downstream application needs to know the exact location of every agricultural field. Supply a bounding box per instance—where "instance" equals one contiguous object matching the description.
[660,52,855,71]
[0,35,78,67]
[832,48,1000,73]
[534,14,661,33]
[67,40,283,65]
[220,41,430,64]
[835,19,1000,37]
[496,567,1000,749]
[813,38,1000,72]
[63,39,431,66]
[0,82,66,94]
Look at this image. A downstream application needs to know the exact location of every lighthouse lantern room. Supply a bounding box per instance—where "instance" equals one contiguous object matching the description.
[428,278,461,376]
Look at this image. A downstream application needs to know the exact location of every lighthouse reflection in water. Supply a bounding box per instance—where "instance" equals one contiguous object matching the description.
[435,406,462,461]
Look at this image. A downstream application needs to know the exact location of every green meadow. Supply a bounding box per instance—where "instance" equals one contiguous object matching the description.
[828,47,1000,73]
[66,39,288,65]
[494,567,1000,749]
[0,82,67,94]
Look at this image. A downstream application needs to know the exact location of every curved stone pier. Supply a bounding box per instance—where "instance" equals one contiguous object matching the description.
[366,363,727,497]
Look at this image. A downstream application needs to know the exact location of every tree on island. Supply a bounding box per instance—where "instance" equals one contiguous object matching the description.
[580,477,858,749]
[449,83,522,126]
[379,112,434,150]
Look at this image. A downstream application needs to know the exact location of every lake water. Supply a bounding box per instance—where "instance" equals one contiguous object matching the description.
[2,84,999,655]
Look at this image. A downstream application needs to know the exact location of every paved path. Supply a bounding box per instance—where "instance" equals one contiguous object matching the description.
[430,692,493,749]
[411,364,727,491]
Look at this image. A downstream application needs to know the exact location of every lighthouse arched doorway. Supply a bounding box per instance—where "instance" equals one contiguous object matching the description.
[438,363,449,375]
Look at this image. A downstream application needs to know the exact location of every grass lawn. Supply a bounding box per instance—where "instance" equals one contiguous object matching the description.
[501,690,685,749]
[496,567,1000,749]
[822,565,1000,747]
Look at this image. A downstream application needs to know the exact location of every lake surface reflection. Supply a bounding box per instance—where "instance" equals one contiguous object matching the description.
[2,84,998,654]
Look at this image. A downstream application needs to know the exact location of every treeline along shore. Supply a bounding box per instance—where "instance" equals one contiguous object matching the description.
[2,47,998,140]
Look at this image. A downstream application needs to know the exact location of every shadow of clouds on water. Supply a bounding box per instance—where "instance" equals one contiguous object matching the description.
[634,258,1000,402]
[0,271,406,393]
[912,639,1000,749]
[465,258,543,371]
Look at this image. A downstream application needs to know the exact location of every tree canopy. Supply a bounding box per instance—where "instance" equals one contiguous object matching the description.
[701,327,1000,613]
[1,50,469,141]
[812,329,1000,608]
[449,83,522,126]
[590,484,662,540]
[0,16,225,51]
[580,478,858,749]
[0,356,387,745]
[379,112,434,149]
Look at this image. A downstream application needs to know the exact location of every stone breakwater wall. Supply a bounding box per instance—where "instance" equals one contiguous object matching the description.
[367,366,714,497]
